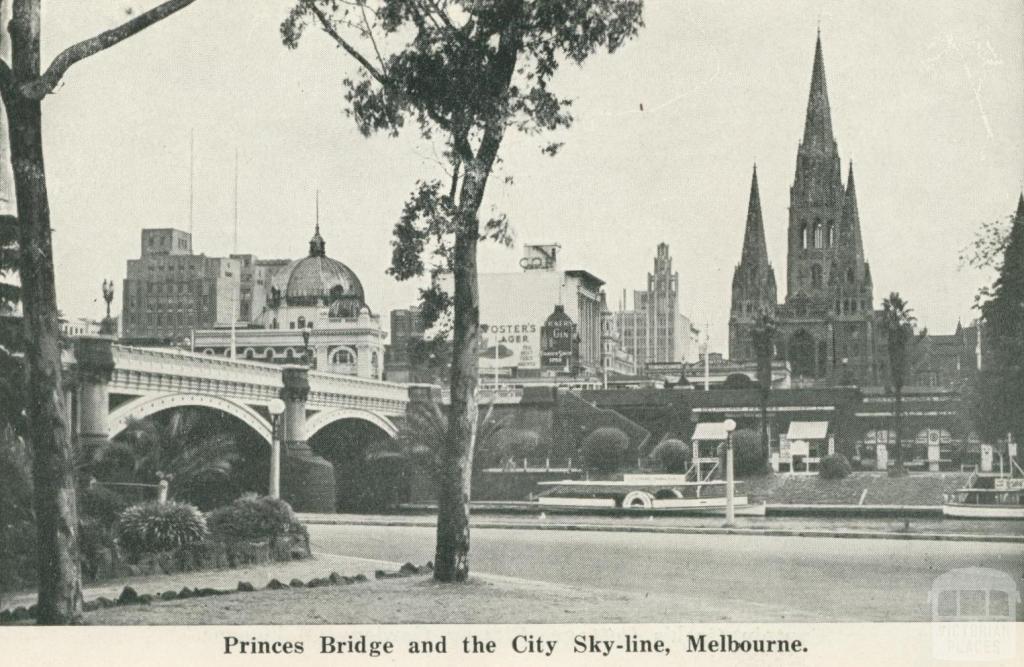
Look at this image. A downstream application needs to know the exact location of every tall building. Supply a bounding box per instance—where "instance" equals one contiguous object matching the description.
[385,306,426,382]
[121,228,241,342]
[729,34,881,385]
[616,243,699,369]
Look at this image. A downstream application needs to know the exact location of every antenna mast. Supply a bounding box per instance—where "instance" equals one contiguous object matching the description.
[188,129,195,237]
[233,148,239,254]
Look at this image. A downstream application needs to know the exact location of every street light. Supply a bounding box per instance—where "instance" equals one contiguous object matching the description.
[267,398,286,498]
[723,418,737,528]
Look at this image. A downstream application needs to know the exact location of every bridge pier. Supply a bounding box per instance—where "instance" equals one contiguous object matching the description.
[75,336,115,453]
[279,366,336,513]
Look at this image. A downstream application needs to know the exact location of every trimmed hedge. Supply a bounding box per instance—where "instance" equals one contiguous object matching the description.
[820,453,853,479]
[581,427,630,474]
[116,501,209,556]
[651,439,691,474]
[717,428,769,477]
[206,494,299,542]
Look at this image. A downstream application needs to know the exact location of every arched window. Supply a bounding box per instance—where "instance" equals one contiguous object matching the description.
[297,316,306,329]
[330,348,355,365]
[813,219,824,248]
[264,348,274,360]
[800,223,808,250]
[811,264,823,288]
[244,348,255,360]
[827,221,836,247]
[285,348,295,360]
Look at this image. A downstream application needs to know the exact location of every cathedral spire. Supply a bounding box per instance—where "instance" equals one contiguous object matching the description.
[842,161,864,255]
[803,32,835,151]
[741,164,770,266]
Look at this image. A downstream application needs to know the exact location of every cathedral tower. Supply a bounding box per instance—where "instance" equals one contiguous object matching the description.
[729,165,777,360]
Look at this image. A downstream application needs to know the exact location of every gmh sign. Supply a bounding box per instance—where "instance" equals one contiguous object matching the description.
[520,243,560,271]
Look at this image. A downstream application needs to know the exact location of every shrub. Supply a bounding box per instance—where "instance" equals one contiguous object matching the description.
[581,427,629,474]
[717,428,769,477]
[0,429,36,599]
[206,494,298,542]
[78,485,130,528]
[116,501,209,556]
[820,453,853,479]
[651,439,691,474]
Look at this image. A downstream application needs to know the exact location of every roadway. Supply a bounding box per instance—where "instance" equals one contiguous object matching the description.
[310,523,1024,621]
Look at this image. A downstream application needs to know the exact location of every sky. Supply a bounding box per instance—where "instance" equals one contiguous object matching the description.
[7,0,1023,351]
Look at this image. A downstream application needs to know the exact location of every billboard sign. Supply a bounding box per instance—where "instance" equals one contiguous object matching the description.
[480,322,539,370]
[541,305,577,370]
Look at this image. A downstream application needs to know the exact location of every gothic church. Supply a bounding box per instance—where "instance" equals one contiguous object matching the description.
[729,34,883,386]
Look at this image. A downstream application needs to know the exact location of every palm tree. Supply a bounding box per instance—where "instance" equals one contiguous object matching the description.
[384,400,508,482]
[881,292,920,477]
[88,408,240,502]
[751,308,777,471]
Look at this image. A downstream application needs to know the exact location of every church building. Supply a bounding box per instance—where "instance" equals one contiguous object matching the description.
[729,34,882,386]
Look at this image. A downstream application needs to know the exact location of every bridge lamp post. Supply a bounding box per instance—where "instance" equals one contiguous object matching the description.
[268,398,286,499]
[723,418,737,528]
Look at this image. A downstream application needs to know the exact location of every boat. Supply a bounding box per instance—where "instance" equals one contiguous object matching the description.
[536,474,766,516]
[942,475,1024,519]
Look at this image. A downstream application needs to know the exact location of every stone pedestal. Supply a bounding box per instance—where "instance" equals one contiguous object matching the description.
[75,336,115,452]
[279,366,335,513]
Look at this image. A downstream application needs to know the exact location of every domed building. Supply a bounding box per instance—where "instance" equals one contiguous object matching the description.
[193,224,386,379]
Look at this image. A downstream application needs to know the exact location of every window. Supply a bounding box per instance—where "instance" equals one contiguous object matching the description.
[800,223,808,250]
[297,316,306,329]
[813,220,824,248]
[330,348,355,365]
[847,267,855,284]
[827,221,836,247]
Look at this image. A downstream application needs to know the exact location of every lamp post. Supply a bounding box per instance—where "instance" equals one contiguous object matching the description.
[267,398,286,498]
[723,418,737,527]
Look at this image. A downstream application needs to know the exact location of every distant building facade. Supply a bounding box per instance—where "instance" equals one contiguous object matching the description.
[121,228,242,342]
[616,243,700,369]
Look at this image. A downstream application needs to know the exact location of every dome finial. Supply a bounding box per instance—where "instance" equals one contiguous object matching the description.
[309,188,326,257]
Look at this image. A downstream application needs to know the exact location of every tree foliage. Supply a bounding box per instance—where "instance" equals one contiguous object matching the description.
[581,426,629,474]
[651,438,690,474]
[280,0,644,582]
[971,196,1024,444]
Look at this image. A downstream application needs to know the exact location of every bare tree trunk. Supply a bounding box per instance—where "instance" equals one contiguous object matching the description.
[434,174,482,583]
[6,0,83,624]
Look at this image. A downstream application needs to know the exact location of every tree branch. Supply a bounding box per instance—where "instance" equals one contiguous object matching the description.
[18,0,200,100]
[308,1,387,86]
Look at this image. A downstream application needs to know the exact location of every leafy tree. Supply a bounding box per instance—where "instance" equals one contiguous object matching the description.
[281,0,643,581]
[717,428,766,477]
[881,292,924,477]
[971,195,1024,445]
[0,0,202,624]
[750,308,775,471]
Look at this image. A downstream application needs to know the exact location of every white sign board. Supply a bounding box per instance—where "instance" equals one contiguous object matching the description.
[789,440,810,457]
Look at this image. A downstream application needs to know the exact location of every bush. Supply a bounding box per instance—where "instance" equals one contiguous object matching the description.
[581,427,629,474]
[206,494,298,542]
[717,428,769,477]
[116,501,209,556]
[820,453,853,479]
[79,485,130,528]
[651,439,691,474]
[0,429,36,599]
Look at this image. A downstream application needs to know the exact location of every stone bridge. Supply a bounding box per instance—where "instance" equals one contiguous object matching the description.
[65,337,437,512]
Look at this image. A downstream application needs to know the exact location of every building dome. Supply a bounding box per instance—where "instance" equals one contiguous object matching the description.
[269,225,366,311]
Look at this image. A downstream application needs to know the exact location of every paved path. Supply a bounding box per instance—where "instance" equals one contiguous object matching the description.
[298,511,1024,541]
[310,523,1024,621]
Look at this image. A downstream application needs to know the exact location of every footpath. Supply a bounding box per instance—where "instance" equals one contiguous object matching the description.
[297,510,1024,544]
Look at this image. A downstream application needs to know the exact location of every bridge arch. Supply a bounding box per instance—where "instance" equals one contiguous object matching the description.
[108,393,273,445]
[306,408,399,440]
